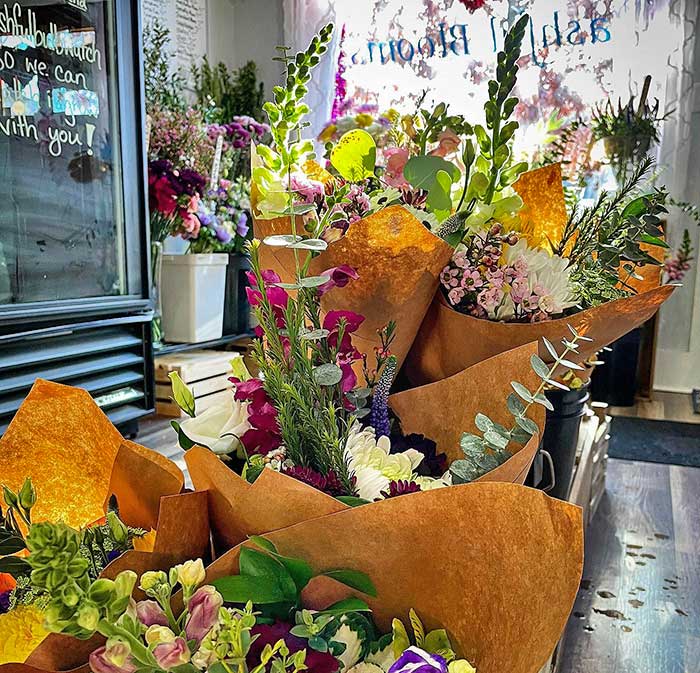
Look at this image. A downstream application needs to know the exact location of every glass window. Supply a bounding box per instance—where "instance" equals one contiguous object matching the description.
[0,0,126,305]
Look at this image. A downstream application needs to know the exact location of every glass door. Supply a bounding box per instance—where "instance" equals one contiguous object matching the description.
[0,0,128,305]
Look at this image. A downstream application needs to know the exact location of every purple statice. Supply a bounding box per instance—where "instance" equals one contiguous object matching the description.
[0,590,11,613]
[369,355,397,438]
[380,480,421,499]
[215,226,232,244]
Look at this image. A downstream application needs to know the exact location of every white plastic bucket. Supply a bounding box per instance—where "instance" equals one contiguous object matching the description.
[160,253,229,343]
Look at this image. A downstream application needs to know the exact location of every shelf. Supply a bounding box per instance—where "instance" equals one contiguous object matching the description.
[154,332,254,356]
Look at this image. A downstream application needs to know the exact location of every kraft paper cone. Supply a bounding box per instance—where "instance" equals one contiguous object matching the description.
[185,446,346,551]
[204,483,583,673]
[389,343,545,485]
[513,164,568,249]
[407,284,676,384]
[11,491,210,673]
[254,205,453,370]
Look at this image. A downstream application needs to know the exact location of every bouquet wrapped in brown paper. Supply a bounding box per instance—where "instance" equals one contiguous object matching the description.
[253,203,452,373]
[203,482,584,673]
[0,380,209,668]
[180,341,546,553]
[405,158,676,385]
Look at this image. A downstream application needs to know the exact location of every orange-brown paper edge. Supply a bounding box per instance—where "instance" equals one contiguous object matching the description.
[389,342,545,484]
[254,204,453,370]
[13,491,210,673]
[406,284,676,385]
[203,482,584,673]
[185,446,347,552]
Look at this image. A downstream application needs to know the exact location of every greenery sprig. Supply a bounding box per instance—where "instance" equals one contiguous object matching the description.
[450,328,591,484]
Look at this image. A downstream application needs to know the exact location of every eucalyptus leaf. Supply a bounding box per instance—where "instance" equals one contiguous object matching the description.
[300,328,330,340]
[515,415,539,435]
[474,413,494,432]
[530,354,550,380]
[506,392,525,415]
[542,337,559,361]
[299,275,329,288]
[533,393,554,411]
[289,238,328,251]
[511,381,533,403]
[264,234,303,247]
[313,363,343,386]
[484,429,509,450]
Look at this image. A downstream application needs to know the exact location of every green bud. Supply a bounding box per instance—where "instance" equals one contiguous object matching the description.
[88,578,116,606]
[18,477,37,510]
[76,601,101,632]
[114,570,137,599]
[2,485,18,510]
[106,511,129,546]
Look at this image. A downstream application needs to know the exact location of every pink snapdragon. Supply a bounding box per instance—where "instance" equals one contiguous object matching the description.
[384,147,410,188]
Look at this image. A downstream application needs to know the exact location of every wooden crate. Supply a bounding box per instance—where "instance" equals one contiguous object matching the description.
[154,350,242,417]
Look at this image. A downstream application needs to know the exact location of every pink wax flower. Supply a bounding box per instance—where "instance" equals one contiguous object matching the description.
[460,268,483,290]
[447,287,465,305]
[477,286,504,312]
[384,147,410,188]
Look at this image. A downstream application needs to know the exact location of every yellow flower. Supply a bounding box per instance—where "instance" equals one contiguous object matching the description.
[132,529,157,552]
[354,113,374,128]
[318,124,337,142]
[175,558,205,589]
[0,605,49,664]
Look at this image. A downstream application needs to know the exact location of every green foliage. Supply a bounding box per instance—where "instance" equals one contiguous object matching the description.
[556,157,669,306]
[412,100,472,155]
[403,156,460,192]
[436,14,529,241]
[169,371,196,417]
[330,129,377,182]
[212,537,374,620]
[391,609,456,661]
[591,95,669,144]
[142,20,185,113]
[257,24,333,179]
[192,58,266,123]
[450,329,591,484]
[247,239,355,493]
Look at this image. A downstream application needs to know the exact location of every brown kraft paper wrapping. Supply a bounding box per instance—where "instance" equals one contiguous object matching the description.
[203,482,584,673]
[187,342,546,552]
[0,382,204,671]
[406,284,676,384]
[254,205,453,370]
[389,343,545,484]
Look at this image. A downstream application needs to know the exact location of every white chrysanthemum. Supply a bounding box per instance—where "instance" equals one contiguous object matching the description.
[503,239,577,316]
[366,642,397,671]
[344,423,424,501]
[179,396,250,455]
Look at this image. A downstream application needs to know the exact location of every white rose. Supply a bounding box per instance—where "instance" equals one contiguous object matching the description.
[179,395,250,455]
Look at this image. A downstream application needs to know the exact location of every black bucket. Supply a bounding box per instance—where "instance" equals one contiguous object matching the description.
[590,328,641,407]
[223,254,252,336]
[541,382,590,500]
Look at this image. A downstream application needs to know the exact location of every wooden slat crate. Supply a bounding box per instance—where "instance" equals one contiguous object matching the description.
[154,350,243,417]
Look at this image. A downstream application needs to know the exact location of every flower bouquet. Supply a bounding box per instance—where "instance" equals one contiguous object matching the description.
[0,381,209,666]
[2,481,583,673]
[170,218,601,551]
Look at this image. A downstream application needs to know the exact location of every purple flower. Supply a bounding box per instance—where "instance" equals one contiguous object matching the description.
[282,466,349,497]
[215,226,232,244]
[317,265,359,296]
[236,212,249,238]
[185,585,223,645]
[0,590,10,613]
[135,599,168,627]
[380,480,421,499]
[389,647,448,673]
[369,355,397,438]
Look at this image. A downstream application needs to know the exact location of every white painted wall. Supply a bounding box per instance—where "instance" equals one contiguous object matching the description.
[205,0,285,97]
